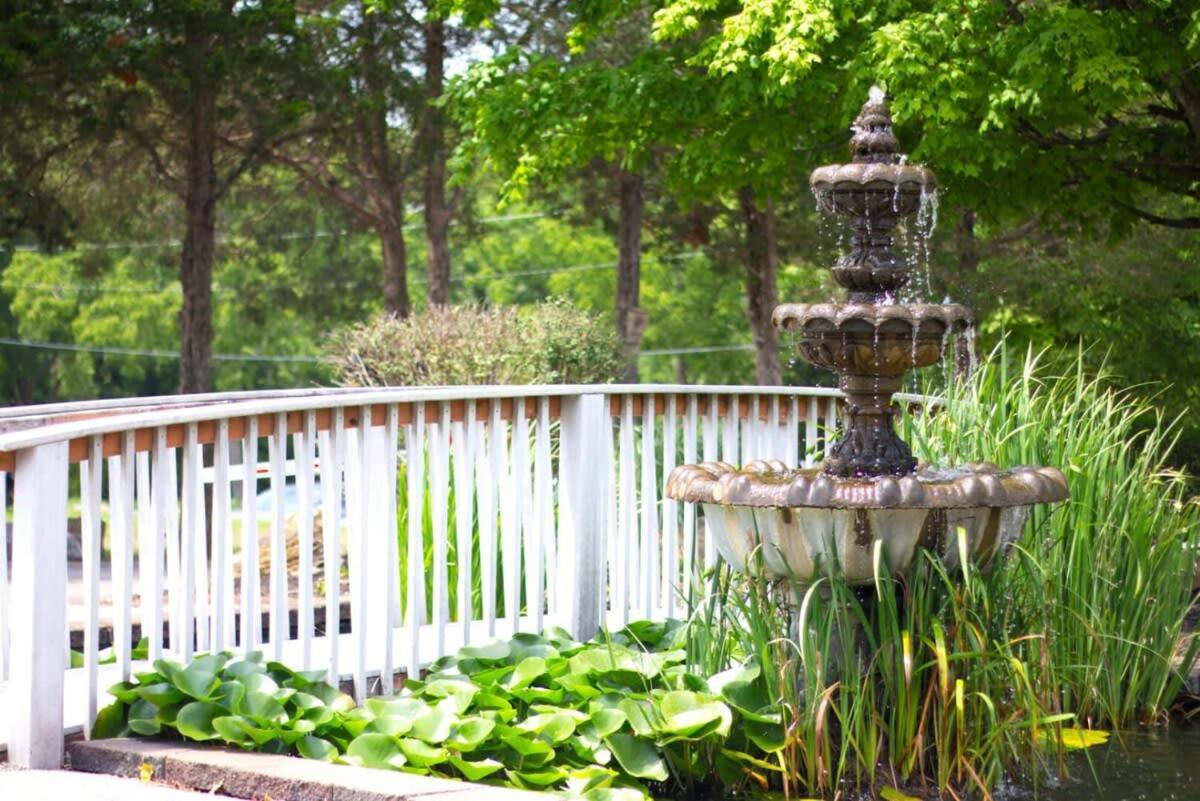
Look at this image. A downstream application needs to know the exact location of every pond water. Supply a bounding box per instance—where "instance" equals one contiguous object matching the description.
[996,726,1200,801]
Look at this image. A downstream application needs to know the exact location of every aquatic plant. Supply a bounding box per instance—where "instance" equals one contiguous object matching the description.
[677,345,1199,798]
[94,625,740,800]
[909,344,1200,726]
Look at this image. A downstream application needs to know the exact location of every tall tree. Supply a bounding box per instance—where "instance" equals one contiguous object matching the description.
[453,2,840,382]
[449,18,681,377]
[0,1,89,250]
[82,1,313,392]
[421,3,453,306]
[274,1,418,317]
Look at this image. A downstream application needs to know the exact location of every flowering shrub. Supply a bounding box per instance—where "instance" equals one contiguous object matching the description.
[326,298,622,387]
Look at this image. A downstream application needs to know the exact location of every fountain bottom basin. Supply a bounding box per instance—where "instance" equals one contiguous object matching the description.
[702,502,1030,584]
[668,460,1068,585]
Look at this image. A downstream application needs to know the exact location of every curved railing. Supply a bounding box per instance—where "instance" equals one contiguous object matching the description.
[0,383,894,768]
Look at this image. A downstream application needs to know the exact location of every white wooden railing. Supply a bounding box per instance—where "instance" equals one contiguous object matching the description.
[0,384,858,769]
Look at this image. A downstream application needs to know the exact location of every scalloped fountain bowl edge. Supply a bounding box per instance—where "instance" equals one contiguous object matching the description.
[667,461,1069,585]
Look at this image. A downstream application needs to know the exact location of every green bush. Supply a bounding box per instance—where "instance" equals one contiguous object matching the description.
[326,298,622,387]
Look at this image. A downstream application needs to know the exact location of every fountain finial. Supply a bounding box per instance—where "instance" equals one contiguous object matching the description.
[849,87,901,165]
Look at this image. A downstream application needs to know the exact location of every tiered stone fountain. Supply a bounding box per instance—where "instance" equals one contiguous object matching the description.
[666,90,1068,585]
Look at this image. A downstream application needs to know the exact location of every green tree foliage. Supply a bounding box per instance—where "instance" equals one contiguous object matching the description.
[1,0,1197,477]
[649,0,1200,230]
[0,1,81,248]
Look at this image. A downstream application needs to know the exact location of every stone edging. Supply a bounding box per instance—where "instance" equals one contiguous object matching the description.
[69,738,542,801]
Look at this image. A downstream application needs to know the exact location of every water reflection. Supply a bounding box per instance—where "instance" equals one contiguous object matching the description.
[995,728,1200,801]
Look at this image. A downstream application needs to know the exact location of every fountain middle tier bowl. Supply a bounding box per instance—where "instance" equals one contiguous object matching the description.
[774,302,973,377]
[810,162,935,219]
[666,460,1068,585]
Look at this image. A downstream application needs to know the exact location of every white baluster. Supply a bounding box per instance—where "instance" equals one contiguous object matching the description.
[724,394,739,468]
[431,404,451,657]
[640,397,658,620]
[661,395,677,618]
[826,396,840,459]
[268,413,287,660]
[616,395,635,627]
[212,420,233,652]
[352,409,371,698]
[185,423,207,654]
[406,402,426,680]
[135,452,154,661]
[318,409,344,683]
[770,396,782,465]
[703,397,719,569]
[240,416,260,651]
[295,412,316,667]
[112,432,135,679]
[152,431,173,659]
[515,401,534,633]
[453,401,476,644]
[806,396,820,467]
[81,436,102,737]
[604,400,618,627]
[703,397,718,462]
[533,397,552,628]
[787,397,800,468]
[478,403,498,637]
[683,395,698,604]
[383,404,401,692]
[499,402,519,636]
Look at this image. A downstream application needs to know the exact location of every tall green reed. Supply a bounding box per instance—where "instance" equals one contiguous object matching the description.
[682,345,1198,798]
[908,344,1200,725]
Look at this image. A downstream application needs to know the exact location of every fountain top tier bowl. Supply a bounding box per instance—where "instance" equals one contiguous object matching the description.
[663,88,1068,584]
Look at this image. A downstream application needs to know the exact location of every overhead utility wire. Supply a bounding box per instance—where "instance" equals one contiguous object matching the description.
[8,211,547,254]
[0,337,325,364]
[3,252,702,295]
[639,344,755,357]
[0,335,754,363]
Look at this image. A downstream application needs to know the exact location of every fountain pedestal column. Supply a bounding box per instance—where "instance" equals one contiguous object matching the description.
[825,375,915,478]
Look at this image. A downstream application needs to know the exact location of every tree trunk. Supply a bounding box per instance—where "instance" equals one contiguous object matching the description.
[954,206,978,377]
[422,14,452,306]
[179,84,218,394]
[380,222,410,317]
[739,186,781,386]
[955,206,979,279]
[616,169,646,381]
[359,9,410,317]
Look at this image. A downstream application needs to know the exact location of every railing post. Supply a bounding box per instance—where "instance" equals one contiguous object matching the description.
[9,441,69,768]
[559,393,608,641]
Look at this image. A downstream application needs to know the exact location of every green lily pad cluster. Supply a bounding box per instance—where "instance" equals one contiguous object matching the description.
[96,621,786,800]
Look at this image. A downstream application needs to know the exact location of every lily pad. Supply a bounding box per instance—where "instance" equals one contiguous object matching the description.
[346,732,406,770]
[605,733,668,781]
[397,737,449,767]
[447,755,504,781]
[175,701,222,741]
[297,734,338,761]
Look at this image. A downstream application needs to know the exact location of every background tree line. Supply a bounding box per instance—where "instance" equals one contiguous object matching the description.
[1,0,1198,460]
